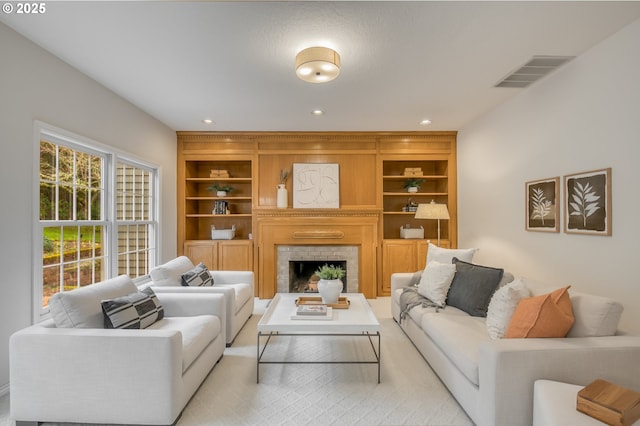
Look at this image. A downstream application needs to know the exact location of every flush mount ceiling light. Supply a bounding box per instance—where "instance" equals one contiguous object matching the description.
[295,46,341,83]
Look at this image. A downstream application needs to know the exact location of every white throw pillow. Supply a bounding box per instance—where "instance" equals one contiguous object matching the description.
[486,277,531,339]
[426,242,478,265]
[417,260,457,307]
[150,256,195,286]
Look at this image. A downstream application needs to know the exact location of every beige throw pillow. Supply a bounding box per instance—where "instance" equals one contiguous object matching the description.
[426,242,478,265]
[417,260,457,307]
[486,277,531,339]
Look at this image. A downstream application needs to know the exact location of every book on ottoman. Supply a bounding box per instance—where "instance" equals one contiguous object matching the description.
[291,305,333,320]
[577,379,640,426]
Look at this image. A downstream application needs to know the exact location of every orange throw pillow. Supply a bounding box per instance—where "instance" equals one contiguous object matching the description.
[505,286,575,338]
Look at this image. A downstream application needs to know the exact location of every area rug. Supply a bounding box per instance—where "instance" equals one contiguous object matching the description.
[177,297,472,426]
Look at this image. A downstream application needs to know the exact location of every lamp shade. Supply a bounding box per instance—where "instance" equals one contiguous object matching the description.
[414,201,450,220]
[295,47,341,83]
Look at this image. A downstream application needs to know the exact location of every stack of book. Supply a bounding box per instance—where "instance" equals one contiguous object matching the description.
[291,305,333,320]
[212,200,229,215]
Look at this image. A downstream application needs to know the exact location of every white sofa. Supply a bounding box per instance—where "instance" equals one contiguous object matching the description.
[146,256,254,346]
[10,275,226,426]
[391,271,640,426]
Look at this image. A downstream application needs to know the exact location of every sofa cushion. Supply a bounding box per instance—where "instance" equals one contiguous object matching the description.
[150,256,195,286]
[567,292,623,337]
[417,260,457,307]
[49,275,138,328]
[102,287,164,329]
[446,258,504,317]
[506,286,574,338]
[426,242,478,265]
[486,277,531,339]
[148,315,220,373]
[181,262,214,287]
[421,313,488,386]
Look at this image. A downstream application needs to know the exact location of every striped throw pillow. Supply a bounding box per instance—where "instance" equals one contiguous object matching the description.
[102,287,164,329]
[181,263,213,287]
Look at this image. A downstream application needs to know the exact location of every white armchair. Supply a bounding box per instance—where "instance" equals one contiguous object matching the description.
[148,256,255,346]
[10,275,226,425]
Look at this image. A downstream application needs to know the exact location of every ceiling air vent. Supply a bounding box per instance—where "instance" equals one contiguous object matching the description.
[495,56,575,88]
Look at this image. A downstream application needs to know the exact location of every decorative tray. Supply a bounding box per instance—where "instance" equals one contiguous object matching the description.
[295,296,350,309]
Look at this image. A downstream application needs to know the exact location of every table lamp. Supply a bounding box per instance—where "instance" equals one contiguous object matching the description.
[414,200,450,246]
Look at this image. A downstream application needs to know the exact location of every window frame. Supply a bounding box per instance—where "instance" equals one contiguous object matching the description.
[33,121,160,323]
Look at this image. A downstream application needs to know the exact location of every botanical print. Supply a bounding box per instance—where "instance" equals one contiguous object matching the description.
[526,177,559,232]
[293,163,340,208]
[564,168,612,235]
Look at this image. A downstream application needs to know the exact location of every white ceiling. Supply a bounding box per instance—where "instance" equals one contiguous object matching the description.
[2,1,640,132]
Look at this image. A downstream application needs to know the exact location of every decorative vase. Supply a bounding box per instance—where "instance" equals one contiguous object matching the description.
[317,278,342,304]
[407,186,418,193]
[216,191,227,197]
[277,184,288,208]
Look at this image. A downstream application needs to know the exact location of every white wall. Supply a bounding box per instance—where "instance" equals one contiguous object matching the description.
[458,18,640,333]
[0,23,177,392]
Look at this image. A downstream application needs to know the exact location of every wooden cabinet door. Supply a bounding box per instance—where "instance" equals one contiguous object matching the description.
[184,241,218,270]
[217,240,253,271]
[381,240,420,295]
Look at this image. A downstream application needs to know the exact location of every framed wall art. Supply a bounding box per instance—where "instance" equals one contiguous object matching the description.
[525,177,560,232]
[564,168,612,236]
[292,163,340,208]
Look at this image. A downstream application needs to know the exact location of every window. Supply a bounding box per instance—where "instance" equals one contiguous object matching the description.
[35,124,158,321]
[116,161,156,278]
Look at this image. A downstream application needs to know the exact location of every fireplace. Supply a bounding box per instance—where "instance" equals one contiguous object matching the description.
[289,260,347,293]
[255,208,379,298]
[277,245,358,294]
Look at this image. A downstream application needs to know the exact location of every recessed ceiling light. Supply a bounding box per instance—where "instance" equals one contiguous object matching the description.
[420,119,432,126]
[311,110,324,116]
[202,119,214,125]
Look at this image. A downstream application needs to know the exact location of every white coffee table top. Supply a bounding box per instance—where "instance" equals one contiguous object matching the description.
[257,293,380,333]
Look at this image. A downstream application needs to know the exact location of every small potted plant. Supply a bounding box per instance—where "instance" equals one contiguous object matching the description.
[404,178,425,193]
[208,183,233,197]
[315,264,345,304]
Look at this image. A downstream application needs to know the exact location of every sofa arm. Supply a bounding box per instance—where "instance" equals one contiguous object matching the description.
[210,270,254,288]
[391,272,420,294]
[477,335,640,426]
[10,323,183,424]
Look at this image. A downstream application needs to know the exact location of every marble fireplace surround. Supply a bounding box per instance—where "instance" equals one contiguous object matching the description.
[278,245,358,293]
[255,208,380,299]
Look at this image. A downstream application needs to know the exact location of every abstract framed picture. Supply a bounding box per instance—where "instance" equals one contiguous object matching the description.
[525,177,560,232]
[564,168,612,236]
[292,163,340,208]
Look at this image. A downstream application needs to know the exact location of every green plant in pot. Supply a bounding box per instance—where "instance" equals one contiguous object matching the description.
[208,183,233,196]
[315,264,345,304]
[404,178,425,193]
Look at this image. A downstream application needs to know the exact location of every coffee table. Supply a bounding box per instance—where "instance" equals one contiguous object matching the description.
[257,293,381,383]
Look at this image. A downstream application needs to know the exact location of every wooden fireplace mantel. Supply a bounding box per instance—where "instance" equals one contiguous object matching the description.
[255,208,381,299]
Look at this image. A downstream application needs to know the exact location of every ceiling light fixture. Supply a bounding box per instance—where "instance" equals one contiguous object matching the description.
[202,119,213,125]
[295,46,341,83]
[311,109,324,116]
[420,119,432,126]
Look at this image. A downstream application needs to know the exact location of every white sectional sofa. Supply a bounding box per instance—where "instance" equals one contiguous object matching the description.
[10,275,226,426]
[391,270,640,426]
[146,256,254,346]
